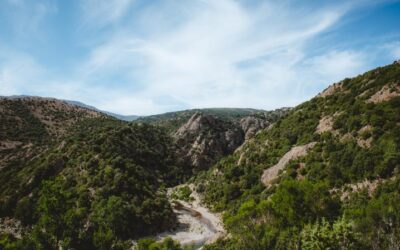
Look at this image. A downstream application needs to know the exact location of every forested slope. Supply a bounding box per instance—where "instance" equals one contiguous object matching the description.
[0,99,185,249]
[197,61,400,249]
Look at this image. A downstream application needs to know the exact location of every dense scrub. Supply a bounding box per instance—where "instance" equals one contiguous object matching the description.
[0,116,186,249]
[197,62,400,249]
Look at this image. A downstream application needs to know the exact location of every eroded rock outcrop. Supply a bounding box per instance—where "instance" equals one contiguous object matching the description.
[261,142,316,186]
[174,113,244,171]
[317,82,343,98]
[239,116,270,140]
[173,109,290,172]
[366,83,400,104]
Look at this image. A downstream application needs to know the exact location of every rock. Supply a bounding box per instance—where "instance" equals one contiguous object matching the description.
[239,116,270,140]
[174,113,244,171]
[317,82,343,98]
[173,109,290,172]
[315,115,334,134]
[261,142,316,186]
[366,83,400,104]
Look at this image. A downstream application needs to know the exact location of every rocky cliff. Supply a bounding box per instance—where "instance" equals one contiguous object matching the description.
[173,109,289,172]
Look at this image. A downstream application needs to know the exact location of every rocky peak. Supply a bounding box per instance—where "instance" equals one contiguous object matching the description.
[175,112,216,136]
[239,116,270,140]
[174,113,244,171]
[173,112,280,172]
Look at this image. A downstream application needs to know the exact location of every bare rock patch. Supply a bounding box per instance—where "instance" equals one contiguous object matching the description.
[261,142,316,186]
[316,116,334,134]
[318,82,343,98]
[367,83,400,104]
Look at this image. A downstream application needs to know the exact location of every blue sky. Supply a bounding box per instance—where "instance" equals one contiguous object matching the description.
[0,0,400,115]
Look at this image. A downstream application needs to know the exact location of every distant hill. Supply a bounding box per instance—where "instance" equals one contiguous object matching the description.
[0,96,106,141]
[0,96,140,121]
[64,100,140,121]
[136,107,290,133]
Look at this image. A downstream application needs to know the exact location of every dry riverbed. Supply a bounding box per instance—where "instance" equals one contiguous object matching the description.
[156,184,225,249]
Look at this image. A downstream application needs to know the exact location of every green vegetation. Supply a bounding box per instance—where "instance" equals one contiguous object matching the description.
[197,62,400,249]
[0,113,186,249]
[136,237,194,250]
[344,177,400,249]
[171,186,194,202]
[0,99,49,143]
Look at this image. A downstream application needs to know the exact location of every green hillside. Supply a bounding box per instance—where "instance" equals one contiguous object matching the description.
[0,119,185,249]
[196,61,400,249]
[0,99,185,249]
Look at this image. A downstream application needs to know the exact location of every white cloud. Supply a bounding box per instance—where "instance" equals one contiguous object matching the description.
[304,51,367,82]
[0,51,44,95]
[383,41,400,59]
[80,0,134,28]
[79,0,352,113]
[1,0,394,115]
[1,0,57,38]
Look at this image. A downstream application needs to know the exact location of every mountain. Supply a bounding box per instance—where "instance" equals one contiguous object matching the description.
[1,96,140,121]
[196,61,400,249]
[64,100,140,121]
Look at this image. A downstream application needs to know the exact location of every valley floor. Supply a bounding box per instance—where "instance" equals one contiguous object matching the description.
[156,185,225,249]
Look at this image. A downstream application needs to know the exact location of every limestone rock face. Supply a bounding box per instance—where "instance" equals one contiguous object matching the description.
[261,142,317,186]
[239,116,270,140]
[174,113,244,171]
[171,108,290,173]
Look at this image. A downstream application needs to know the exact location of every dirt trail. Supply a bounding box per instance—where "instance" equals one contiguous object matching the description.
[156,184,225,249]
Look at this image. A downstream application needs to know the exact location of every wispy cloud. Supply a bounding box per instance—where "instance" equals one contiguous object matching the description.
[383,41,400,59]
[0,48,44,95]
[80,0,134,28]
[79,1,351,113]
[0,0,399,115]
[1,0,57,39]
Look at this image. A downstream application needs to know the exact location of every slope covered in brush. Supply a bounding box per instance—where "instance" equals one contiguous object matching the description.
[197,61,400,249]
[0,99,185,249]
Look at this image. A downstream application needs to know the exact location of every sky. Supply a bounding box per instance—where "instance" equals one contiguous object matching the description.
[0,0,400,115]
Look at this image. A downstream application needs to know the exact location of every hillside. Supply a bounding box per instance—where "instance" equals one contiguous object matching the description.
[0,96,105,140]
[1,96,140,121]
[0,97,107,173]
[195,61,400,249]
[64,100,140,121]
[0,98,186,249]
